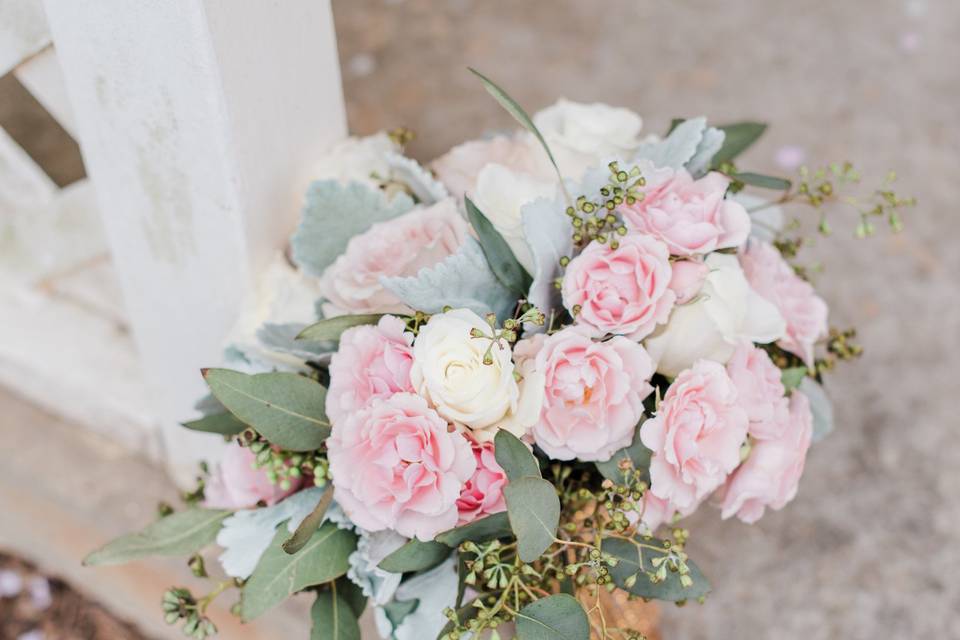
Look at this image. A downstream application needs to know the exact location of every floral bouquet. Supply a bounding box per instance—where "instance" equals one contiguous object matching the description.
[85,70,913,640]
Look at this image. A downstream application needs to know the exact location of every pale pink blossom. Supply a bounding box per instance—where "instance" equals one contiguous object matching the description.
[430,135,551,200]
[641,360,748,510]
[561,234,676,340]
[515,326,654,462]
[668,259,709,304]
[319,200,468,316]
[456,438,508,525]
[620,168,751,256]
[739,240,829,366]
[633,492,700,533]
[203,442,300,510]
[719,391,813,523]
[726,342,790,440]
[327,393,476,541]
[326,315,414,427]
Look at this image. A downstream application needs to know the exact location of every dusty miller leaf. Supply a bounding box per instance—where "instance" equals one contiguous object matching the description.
[633,117,707,170]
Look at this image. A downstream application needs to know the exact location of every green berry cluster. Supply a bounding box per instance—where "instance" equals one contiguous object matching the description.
[161,588,217,639]
[239,429,330,490]
[563,161,644,251]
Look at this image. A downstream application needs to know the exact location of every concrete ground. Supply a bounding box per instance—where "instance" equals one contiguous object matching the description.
[2,0,958,638]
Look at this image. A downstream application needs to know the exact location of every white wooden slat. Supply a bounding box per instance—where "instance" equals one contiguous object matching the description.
[0,125,54,213]
[14,46,78,138]
[42,0,348,483]
[0,0,50,77]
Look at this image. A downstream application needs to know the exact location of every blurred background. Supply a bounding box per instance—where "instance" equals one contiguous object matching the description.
[1,0,957,638]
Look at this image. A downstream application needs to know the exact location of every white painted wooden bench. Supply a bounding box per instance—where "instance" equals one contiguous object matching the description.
[0,0,347,483]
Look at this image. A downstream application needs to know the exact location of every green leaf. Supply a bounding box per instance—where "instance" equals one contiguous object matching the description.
[733,172,792,191]
[203,369,329,451]
[384,598,420,628]
[241,523,357,621]
[712,122,768,166]
[296,314,385,342]
[780,366,808,392]
[291,180,414,277]
[435,512,512,547]
[602,536,711,602]
[515,593,589,640]
[310,585,361,640]
[594,424,652,484]
[465,196,532,296]
[504,477,560,562]
[282,484,334,554]
[468,68,564,185]
[334,577,367,618]
[181,411,246,436]
[84,509,229,566]
[494,430,541,482]
[378,539,451,574]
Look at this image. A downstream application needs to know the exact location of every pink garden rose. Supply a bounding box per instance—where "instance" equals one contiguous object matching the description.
[515,326,654,461]
[203,442,300,510]
[319,199,468,315]
[456,438,508,525]
[668,259,709,304]
[326,315,414,427]
[739,240,829,366]
[719,391,813,523]
[641,360,749,510]
[726,342,790,440]
[431,135,552,199]
[561,234,676,340]
[327,393,476,541]
[620,168,751,256]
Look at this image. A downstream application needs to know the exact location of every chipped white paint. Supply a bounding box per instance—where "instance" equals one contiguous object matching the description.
[0,0,49,77]
[41,0,347,482]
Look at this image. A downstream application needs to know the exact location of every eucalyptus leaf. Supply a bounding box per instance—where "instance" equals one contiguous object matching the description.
[493,430,541,481]
[336,577,368,618]
[181,411,246,436]
[84,509,229,566]
[381,238,516,321]
[469,68,563,184]
[799,377,834,441]
[291,180,414,277]
[781,366,808,392]
[296,314,385,342]
[515,593,589,640]
[733,172,792,191]
[504,477,560,562]
[602,536,711,602]
[203,368,329,451]
[378,539,451,574]
[241,523,357,621]
[712,122,768,166]
[311,587,361,640]
[283,484,335,554]
[465,196,532,296]
[435,512,512,547]
[594,424,652,484]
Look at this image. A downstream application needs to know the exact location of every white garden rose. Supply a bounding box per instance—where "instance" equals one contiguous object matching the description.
[532,99,644,178]
[410,308,544,442]
[471,163,556,273]
[644,253,786,377]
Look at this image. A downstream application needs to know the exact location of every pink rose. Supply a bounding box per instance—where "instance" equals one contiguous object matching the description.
[620,169,751,256]
[326,315,414,427]
[327,393,476,541]
[719,391,813,523]
[739,240,829,366]
[561,234,676,340]
[320,199,468,315]
[726,342,790,440]
[668,259,709,304]
[203,442,300,510]
[431,135,551,199]
[516,326,654,461]
[456,438,508,525]
[641,360,748,510]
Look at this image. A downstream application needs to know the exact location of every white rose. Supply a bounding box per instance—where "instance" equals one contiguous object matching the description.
[644,253,786,377]
[532,99,643,178]
[410,308,544,442]
[309,132,396,188]
[471,163,556,273]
